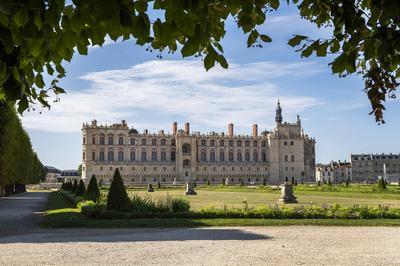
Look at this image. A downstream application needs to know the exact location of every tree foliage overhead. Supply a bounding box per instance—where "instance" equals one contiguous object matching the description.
[0,0,399,122]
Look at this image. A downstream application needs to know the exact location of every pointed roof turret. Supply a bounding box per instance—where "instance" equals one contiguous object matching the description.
[275,99,283,124]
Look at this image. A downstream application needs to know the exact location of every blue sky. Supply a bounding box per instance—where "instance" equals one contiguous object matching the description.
[22,4,400,170]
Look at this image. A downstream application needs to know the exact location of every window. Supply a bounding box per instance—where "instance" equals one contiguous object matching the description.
[210,140,215,147]
[161,139,166,146]
[92,136,95,144]
[253,141,257,147]
[245,151,250,161]
[171,139,175,146]
[108,151,114,161]
[118,137,123,145]
[141,151,147,161]
[171,151,176,162]
[99,151,105,161]
[220,150,225,161]
[201,151,206,161]
[284,155,288,162]
[130,138,135,145]
[210,151,216,162]
[151,151,157,161]
[261,141,266,147]
[183,159,190,167]
[290,141,294,145]
[253,151,258,162]
[262,151,267,162]
[201,139,206,146]
[118,151,124,161]
[100,135,105,145]
[82,152,86,160]
[237,152,242,161]
[152,139,157,146]
[108,136,113,145]
[92,152,95,160]
[220,140,225,147]
[228,151,234,162]
[245,140,250,147]
[284,141,287,146]
[291,155,295,162]
[142,139,147,146]
[182,143,191,154]
[228,140,233,147]
[161,151,166,161]
[237,140,242,147]
[130,150,136,161]
[83,137,86,144]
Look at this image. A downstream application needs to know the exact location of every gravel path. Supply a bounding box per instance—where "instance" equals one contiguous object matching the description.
[1,226,400,265]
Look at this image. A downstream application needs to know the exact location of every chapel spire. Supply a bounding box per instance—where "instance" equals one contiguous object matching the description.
[275,99,283,124]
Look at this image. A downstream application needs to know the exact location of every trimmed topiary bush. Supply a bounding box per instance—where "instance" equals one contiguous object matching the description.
[71,179,78,194]
[85,174,100,202]
[76,179,86,196]
[107,168,131,211]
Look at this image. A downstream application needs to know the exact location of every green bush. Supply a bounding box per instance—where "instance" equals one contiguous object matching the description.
[85,174,100,202]
[107,168,131,211]
[75,179,86,196]
[71,179,78,194]
[377,178,387,190]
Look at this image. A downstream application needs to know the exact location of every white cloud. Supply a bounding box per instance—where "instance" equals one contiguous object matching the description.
[22,60,321,134]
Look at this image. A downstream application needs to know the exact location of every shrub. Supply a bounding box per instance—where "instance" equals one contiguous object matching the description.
[171,197,191,212]
[157,180,161,188]
[317,181,321,186]
[85,174,100,202]
[263,178,266,186]
[328,178,332,186]
[377,177,387,190]
[107,168,131,211]
[71,179,78,194]
[207,179,210,186]
[345,178,350,187]
[75,179,86,196]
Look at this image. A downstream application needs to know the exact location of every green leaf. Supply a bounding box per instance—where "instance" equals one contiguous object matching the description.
[13,7,29,27]
[204,53,215,71]
[218,54,228,69]
[247,30,259,47]
[35,74,45,88]
[181,39,198,57]
[259,34,272,43]
[288,35,308,47]
[0,12,9,26]
[301,45,314,57]
[17,96,29,114]
[33,11,42,30]
[316,42,329,57]
[53,86,66,94]
[135,0,148,13]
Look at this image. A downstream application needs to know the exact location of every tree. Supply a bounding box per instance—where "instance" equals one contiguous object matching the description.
[77,164,82,177]
[328,178,332,186]
[75,179,86,196]
[377,177,387,190]
[71,179,78,194]
[0,1,399,123]
[85,174,100,202]
[345,178,350,187]
[107,168,131,211]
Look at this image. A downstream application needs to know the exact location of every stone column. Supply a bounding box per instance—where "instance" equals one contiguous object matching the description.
[277,182,298,203]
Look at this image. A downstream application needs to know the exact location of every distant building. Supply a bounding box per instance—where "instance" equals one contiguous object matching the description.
[315,161,352,183]
[44,166,62,183]
[60,170,80,182]
[351,154,400,183]
[81,101,316,185]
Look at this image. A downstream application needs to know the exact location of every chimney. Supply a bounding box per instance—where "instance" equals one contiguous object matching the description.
[184,122,190,135]
[228,123,234,137]
[172,122,177,135]
[252,124,258,137]
[144,129,148,135]
[91,119,97,127]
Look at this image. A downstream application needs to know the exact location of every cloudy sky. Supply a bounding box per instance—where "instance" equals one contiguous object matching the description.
[22,4,400,169]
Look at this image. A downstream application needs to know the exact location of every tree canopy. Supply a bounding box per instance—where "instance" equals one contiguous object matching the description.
[0,0,399,122]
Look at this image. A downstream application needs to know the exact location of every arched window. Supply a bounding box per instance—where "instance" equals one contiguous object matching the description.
[100,135,105,145]
[261,141,266,147]
[245,151,250,161]
[128,150,134,161]
[228,151,234,161]
[99,151,105,161]
[141,150,147,161]
[161,151,166,161]
[253,151,258,162]
[108,151,114,161]
[245,140,250,147]
[201,151,206,161]
[141,139,147,146]
[171,151,176,162]
[183,159,190,168]
[237,140,242,147]
[118,137,123,145]
[237,151,242,161]
[152,139,157,146]
[262,151,267,162]
[118,151,124,161]
[210,151,216,162]
[210,139,215,147]
[228,140,233,147]
[201,139,206,146]
[219,140,225,147]
[130,138,135,145]
[253,140,258,147]
[82,152,86,160]
[160,139,166,146]
[92,136,96,144]
[220,150,225,161]
[182,143,191,154]
[152,151,157,161]
[83,137,86,144]
[108,136,113,145]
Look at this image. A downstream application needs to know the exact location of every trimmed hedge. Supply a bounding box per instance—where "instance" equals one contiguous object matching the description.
[81,203,400,220]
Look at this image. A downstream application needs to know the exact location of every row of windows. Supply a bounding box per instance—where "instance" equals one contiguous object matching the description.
[284,155,295,162]
[99,165,267,172]
[83,151,176,162]
[199,151,267,162]
[83,136,175,146]
[200,139,267,147]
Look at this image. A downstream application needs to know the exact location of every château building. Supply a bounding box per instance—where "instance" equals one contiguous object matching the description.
[81,102,316,185]
[315,160,352,183]
[351,153,400,183]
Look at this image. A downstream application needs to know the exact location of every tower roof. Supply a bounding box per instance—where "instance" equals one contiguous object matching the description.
[275,100,283,124]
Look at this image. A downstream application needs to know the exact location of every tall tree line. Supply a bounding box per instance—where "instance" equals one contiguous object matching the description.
[0,102,45,195]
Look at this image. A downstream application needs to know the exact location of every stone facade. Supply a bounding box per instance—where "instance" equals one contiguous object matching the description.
[81,102,316,185]
[351,153,400,183]
[315,161,352,183]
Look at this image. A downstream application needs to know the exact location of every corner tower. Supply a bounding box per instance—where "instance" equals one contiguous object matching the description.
[275,100,283,124]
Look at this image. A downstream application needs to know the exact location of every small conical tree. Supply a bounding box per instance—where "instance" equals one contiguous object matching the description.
[207,179,210,186]
[85,174,101,202]
[107,168,131,211]
[263,178,266,186]
[317,180,321,186]
[71,179,78,194]
[294,179,298,186]
[157,180,161,188]
[291,177,295,185]
[328,178,332,186]
[60,182,65,190]
[241,180,244,186]
[345,178,350,187]
[75,179,86,196]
